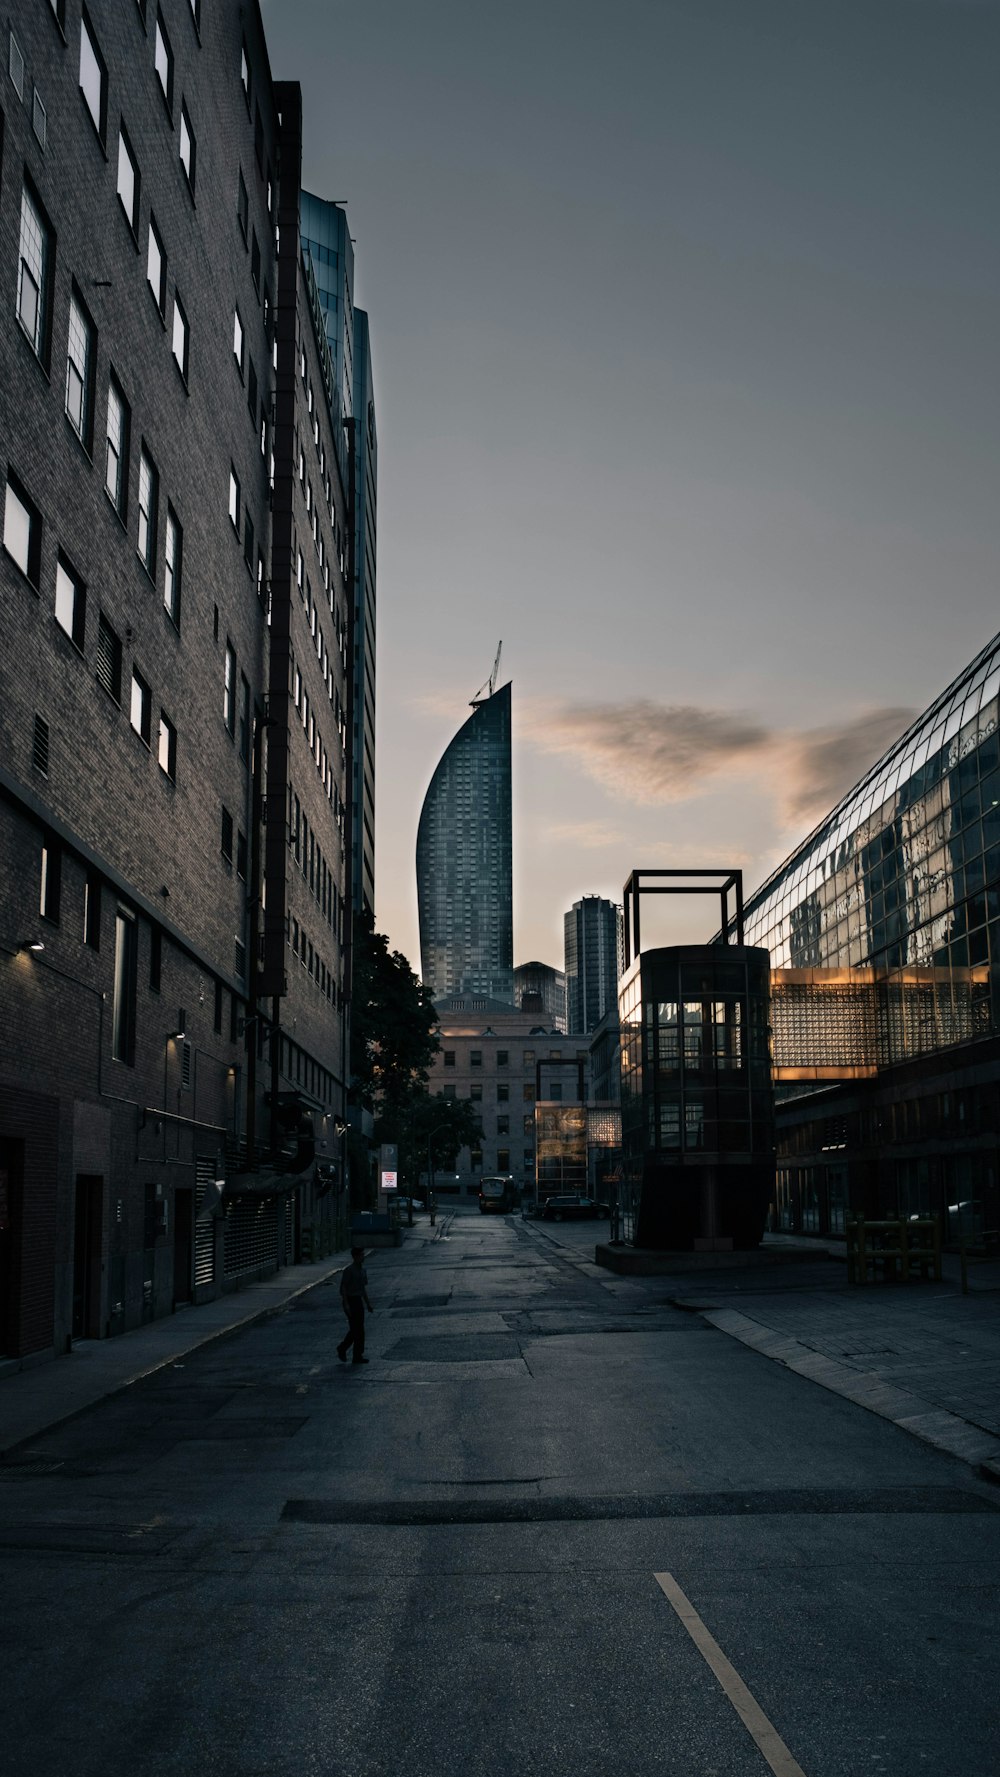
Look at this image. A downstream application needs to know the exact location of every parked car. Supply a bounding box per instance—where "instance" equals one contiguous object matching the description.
[541,1194,608,1221]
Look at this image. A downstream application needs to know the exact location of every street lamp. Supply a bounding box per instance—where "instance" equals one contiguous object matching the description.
[426,1121,454,1214]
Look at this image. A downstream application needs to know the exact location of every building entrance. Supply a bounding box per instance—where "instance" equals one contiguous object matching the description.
[72,1175,103,1340]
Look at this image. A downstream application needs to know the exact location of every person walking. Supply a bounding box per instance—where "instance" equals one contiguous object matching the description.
[337,1246,374,1365]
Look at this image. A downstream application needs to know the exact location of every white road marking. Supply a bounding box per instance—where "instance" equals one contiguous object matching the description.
[654,1571,807,1777]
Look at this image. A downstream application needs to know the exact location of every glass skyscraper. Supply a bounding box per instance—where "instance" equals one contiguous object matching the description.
[564,896,623,1034]
[739,629,1000,1239]
[416,681,513,1003]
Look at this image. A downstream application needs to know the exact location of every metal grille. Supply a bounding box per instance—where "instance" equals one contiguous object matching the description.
[223,1197,279,1278]
[284,1192,296,1264]
[194,1156,217,1289]
[32,714,49,775]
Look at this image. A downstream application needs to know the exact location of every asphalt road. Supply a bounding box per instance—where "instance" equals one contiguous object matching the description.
[4,1207,999,1777]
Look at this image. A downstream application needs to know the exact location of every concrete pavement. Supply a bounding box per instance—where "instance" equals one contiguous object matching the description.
[524,1215,1000,1482]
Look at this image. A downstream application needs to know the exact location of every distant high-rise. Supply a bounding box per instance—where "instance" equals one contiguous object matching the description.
[300,194,377,918]
[417,681,513,1003]
[564,896,623,1033]
[514,961,567,1030]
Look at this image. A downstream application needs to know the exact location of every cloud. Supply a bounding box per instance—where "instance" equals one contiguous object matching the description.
[778,709,917,821]
[524,696,918,825]
[525,699,771,804]
[548,820,625,849]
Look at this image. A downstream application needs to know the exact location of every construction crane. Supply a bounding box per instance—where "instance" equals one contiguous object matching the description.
[471,641,502,707]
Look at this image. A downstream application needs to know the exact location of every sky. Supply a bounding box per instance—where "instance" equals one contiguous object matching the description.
[267,0,1000,970]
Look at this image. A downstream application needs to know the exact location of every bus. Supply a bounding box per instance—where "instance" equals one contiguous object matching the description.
[478,1176,514,1214]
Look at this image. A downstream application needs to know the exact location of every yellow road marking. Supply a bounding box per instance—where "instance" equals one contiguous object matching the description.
[654,1572,807,1777]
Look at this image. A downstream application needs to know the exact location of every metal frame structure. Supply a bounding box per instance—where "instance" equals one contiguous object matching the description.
[622,869,745,970]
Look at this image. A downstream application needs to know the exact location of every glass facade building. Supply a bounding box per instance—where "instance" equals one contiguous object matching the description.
[739,630,1000,1239]
[564,896,623,1034]
[416,682,513,1003]
[618,946,774,1250]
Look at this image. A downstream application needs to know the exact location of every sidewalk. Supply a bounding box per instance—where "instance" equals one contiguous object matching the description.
[527,1216,1000,1482]
[0,1255,347,1457]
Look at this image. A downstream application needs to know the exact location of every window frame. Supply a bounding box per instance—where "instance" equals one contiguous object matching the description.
[146,213,166,318]
[116,126,140,235]
[3,471,43,587]
[79,7,107,144]
[65,284,96,450]
[137,445,158,574]
[179,100,195,192]
[154,7,174,114]
[130,665,152,746]
[158,709,177,780]
[163,503,181,625]
[171,289,190,383]
[105,374,130,518]
[54,551,87,650]
[17,179,54,367]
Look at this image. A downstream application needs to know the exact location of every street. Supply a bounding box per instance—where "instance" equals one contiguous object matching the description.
[4,1207,999,1777]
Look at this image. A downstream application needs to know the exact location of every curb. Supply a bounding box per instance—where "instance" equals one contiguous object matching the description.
[701,1306,1000,1477]
[0,1257,346,1460]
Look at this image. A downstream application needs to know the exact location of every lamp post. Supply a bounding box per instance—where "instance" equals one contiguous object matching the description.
[426,1120,454,1219]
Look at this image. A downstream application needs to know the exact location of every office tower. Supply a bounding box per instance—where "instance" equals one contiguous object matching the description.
[565,896,623,1033]
[416,681,513,1003]
[0,6,358,1358]
[514,961,567,1030]
[299,195,377,918]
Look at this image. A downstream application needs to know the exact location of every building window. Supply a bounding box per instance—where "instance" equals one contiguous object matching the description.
[221,806,234,863]
[523,1050,535,1067]
[158,710,176,779]
[65,287,95,448]
[239,673,251,762]
[240,37,251,108]
[237,167,248,241]
[3,472,42,586]
[233,307,244,378]
[229,466,240,531]
[179,102,195,190]
[154,9,173,111]
[163,505,181,624]
[497,1050,508,1067]
[146,215,166,316]
[497,1084,509,1103]
[97,612,122,702]
[549,1082,563,1101]
[470,1050,482,1067]
[84,873,101,950]
[105,376,129,516]
[523,1085,535,1103]
[79,9,107,142]
[497,1149,510,1171]
[250,228,261,294]
[171,291,189,381]
[130,667,151,745]
[497,1117,509,1136]
[40,838,62,924]
[224,642,236,734]
[54,554,86,649]
[523,1115,534,1135]
[116,127,140,234]
[470,1083,483,1102]
[112,909,137,1065]
[137,447,158,572]
[17,181,53,364]
[9,28,24,97]
[33,89,47,150]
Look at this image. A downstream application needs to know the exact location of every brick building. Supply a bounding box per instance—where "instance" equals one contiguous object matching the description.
[428,1002,591,1196]
[0,1,371,1360]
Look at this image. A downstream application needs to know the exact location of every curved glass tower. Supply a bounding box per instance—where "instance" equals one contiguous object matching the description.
[417,682,513,1003]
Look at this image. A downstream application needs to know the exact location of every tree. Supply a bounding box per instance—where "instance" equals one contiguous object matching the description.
[374,1088,483,1192]
[349,912,439,1117]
